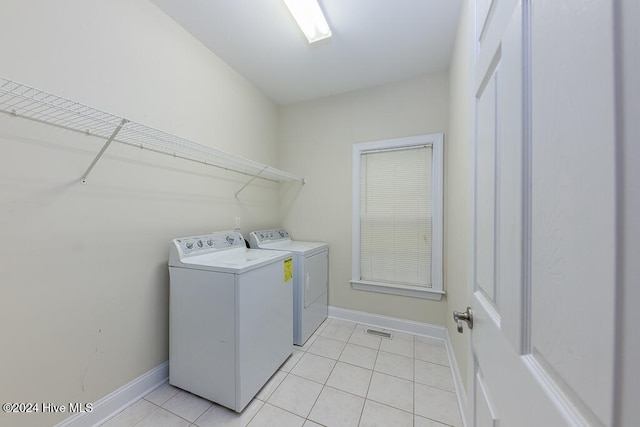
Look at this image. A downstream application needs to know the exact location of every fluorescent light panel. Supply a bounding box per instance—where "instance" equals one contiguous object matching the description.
[282,0,331,43]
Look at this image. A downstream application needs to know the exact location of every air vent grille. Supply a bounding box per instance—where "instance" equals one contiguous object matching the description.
[365,329,392,339]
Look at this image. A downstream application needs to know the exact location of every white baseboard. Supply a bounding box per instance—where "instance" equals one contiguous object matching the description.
[328,305,447,340]
[54,361,168,427]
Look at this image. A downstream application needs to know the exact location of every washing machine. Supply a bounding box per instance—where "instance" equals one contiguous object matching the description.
[248,228,328,346]
[168,231,293,412]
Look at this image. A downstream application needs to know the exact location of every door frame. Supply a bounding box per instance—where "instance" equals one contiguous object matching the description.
[613,0,640,424]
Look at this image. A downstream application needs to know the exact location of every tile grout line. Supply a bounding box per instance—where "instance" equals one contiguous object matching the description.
[358,328,381,427]
[342,322,369,427]
[239,397,264,426]
[131,399,197,427]
[413,336,418,422]
[130,393,182,426]
[258,317,335,426]
[305,319,354,425]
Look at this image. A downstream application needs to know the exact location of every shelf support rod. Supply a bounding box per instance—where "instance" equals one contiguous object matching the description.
[80,119,128,184]
[235,166,268,198]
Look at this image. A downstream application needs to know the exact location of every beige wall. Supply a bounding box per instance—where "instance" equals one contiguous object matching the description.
[0,1,281,426]
[278,73,450,325]
[445,0,473,391]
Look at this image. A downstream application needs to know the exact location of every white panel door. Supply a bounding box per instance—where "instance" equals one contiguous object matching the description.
[465,0,617,425]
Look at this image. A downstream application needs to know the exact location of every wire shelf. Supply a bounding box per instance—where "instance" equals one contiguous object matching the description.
[0,77,304,188]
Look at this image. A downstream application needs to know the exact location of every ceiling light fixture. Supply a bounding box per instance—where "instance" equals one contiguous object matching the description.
[282,0,331,44]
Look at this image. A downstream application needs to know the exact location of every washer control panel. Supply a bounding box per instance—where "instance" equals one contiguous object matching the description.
[173,231,244,257]
[250,228,290,244]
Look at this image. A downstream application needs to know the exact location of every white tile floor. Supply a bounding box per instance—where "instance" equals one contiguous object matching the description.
[100,318,463,427]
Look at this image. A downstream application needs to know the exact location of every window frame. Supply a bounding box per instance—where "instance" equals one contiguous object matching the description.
[351,133,444,300]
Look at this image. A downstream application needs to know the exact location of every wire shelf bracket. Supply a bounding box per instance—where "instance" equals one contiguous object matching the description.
[235,166,267,198]
[80,119,127,184]
[0,77,305,192]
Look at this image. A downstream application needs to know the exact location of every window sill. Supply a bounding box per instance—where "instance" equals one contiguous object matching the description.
[350,280,445,301]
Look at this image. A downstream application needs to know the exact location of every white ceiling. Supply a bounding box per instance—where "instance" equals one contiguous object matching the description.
[150,0,462,105]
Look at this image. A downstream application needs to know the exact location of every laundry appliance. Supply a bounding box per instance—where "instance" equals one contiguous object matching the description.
[168,231,293,412]
[248,228,328,346]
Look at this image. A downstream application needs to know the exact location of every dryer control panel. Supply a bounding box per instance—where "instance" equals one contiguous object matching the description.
[249,228,290,245]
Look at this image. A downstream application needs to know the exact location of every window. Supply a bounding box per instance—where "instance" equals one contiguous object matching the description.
[351,134,444,300]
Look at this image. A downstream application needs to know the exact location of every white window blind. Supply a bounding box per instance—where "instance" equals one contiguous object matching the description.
[359,145,433,287]
[352,133,443,300]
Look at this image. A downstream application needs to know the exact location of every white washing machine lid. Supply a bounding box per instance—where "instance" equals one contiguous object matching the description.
[169,231,292,274]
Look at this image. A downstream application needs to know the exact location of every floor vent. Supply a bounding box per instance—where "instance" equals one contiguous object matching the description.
[366,329,392,339]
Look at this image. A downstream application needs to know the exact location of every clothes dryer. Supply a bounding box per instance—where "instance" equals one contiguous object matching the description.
[169,231,293,412]
[248,228,328,346]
